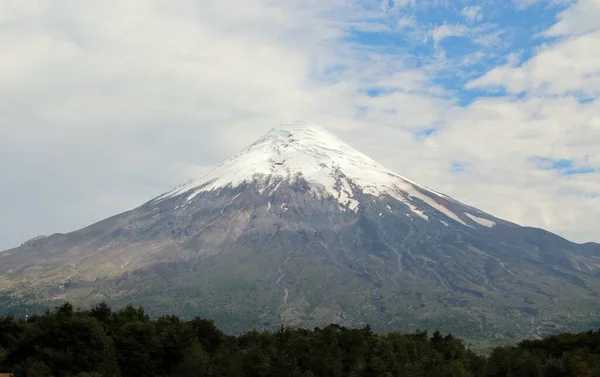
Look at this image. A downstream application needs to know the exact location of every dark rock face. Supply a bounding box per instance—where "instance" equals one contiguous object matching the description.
[1,176,600,349]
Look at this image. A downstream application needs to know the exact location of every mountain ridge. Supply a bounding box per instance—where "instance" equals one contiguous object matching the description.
[1,121,599,349]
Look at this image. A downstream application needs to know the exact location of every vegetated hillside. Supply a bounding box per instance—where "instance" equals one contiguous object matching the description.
[1,302,600,377]
[2,122,600,350]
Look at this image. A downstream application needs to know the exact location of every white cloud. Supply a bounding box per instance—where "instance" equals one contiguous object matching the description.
[466,31,600,97]
[545,0,600,36]
[461,6,483,22]
[397,16,416,29]
[367,95,600,243]
[0,0,599,249]
[438,0,600,241]
[0,0,420,248]
[429,24,468,46]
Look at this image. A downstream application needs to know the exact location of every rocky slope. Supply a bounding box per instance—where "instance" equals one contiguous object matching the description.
[2,121,600,349]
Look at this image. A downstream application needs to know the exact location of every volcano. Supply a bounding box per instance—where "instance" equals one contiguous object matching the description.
[2,121,600,348]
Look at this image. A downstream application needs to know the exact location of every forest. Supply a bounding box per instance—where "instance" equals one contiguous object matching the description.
[1,302,599,377]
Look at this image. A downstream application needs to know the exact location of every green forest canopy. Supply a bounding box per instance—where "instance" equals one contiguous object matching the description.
[1,302,600,377]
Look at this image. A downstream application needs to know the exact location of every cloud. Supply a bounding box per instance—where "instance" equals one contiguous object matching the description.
[418,95,600,242]
[462,6,483,22]
[545,0,600,36]
[466,32,600,97]
[0,0,419,248]
[435,0,600,240]
[397,16,416,29]
[0,0,599,249]
[429,24,468,46]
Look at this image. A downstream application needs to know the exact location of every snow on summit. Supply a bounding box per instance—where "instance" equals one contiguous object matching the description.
[160,121,431,198]
[156,121,492,225]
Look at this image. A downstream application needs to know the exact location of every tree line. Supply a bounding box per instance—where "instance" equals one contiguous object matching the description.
[0,302,599,376]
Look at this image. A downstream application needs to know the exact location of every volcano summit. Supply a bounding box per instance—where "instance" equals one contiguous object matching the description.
[2,121,600,348]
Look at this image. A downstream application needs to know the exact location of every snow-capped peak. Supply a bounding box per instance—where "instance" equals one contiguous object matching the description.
[155,121,484,225]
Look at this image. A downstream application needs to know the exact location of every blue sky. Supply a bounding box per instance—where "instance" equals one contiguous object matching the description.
[348,0,573,105]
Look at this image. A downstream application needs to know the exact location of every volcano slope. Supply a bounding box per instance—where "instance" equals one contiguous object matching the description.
[2,121,600,348]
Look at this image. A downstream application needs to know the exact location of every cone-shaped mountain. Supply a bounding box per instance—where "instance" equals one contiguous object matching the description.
[2,121,599,349]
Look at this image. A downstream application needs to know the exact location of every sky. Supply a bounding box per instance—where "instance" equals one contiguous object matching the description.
[0,0,599,249]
